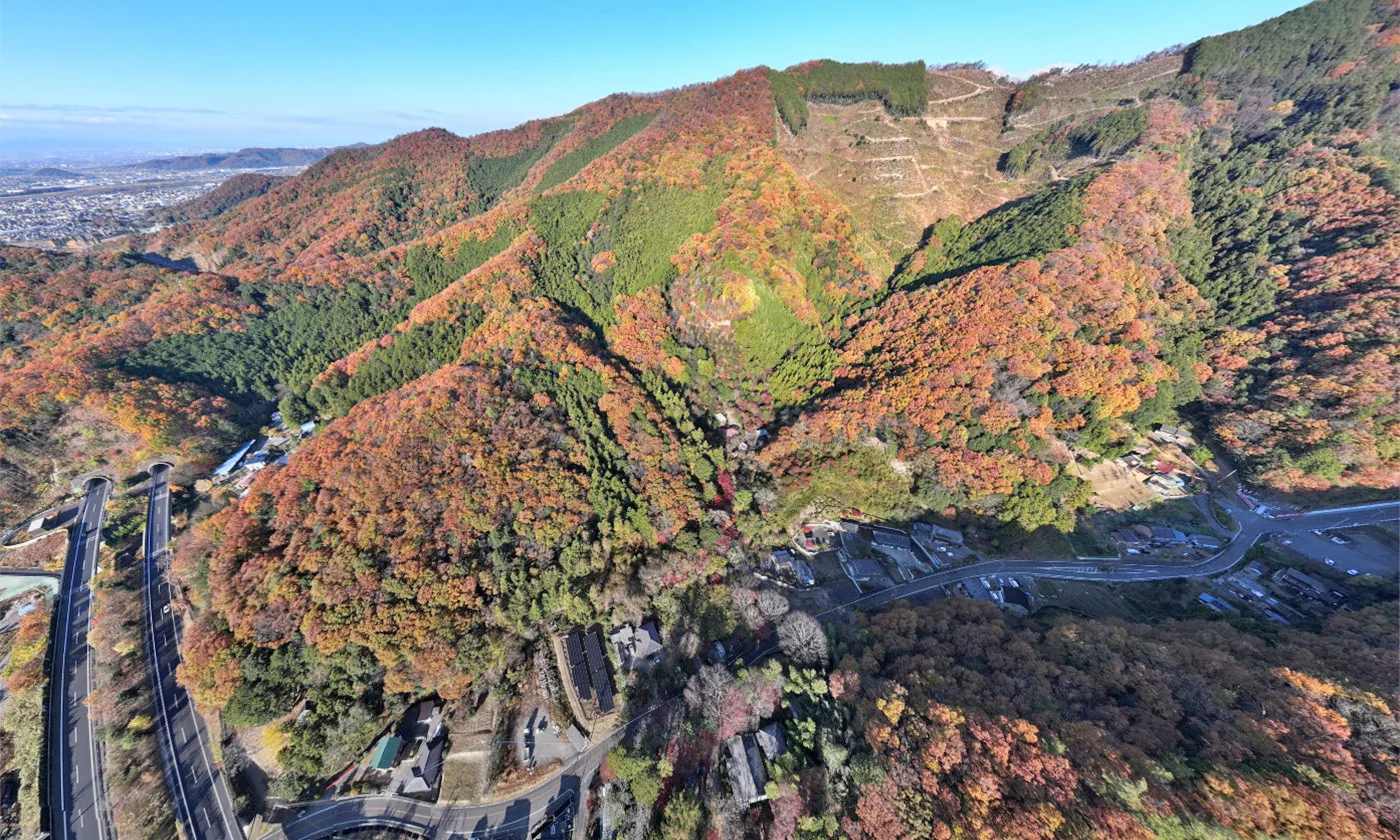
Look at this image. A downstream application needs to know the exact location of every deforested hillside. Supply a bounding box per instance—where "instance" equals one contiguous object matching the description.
[765,136,1208,532]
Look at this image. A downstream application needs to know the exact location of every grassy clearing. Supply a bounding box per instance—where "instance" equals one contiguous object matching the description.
[1066,521,1118,558]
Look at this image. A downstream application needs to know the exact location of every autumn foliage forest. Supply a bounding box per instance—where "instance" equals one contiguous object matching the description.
[0,0,1396,835]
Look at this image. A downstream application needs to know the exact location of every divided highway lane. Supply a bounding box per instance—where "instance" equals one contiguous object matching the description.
[47,478,112,840]
[144,464,244,840]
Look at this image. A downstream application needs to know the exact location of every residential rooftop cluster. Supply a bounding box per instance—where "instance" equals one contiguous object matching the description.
[365,698,448,799]
[202,412,314,496]
[0,163,306,245]
[1204,546,1366,626]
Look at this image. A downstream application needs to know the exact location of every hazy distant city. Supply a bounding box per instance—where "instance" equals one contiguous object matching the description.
[0,159,308,245]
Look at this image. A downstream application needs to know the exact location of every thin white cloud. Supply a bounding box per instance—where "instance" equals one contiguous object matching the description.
[0,102,231,115]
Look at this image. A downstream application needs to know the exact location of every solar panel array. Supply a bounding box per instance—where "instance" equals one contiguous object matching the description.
[564,631,591,701]
[583,627,616,714]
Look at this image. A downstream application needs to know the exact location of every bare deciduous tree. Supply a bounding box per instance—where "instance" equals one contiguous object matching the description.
[757,589,790,621]
[777,611,828,665]
[684,664,737,729]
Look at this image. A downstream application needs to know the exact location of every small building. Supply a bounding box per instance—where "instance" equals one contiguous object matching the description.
[1002,586,1031,611]
[1151,425,1194,447]
[370,735,402,773]
[610,621,664,671]
[766,549,815,587]
[400,736,445,796]
[1191,534,1224,550]
[1223,572,1269,600]
[843,554,885,584]
[566,725,589,754]
[400,700,444,743]
[1273,567,1330,600]
[635,620,663,660]
[756,722,787,761]
[861,524,912,550]
[1149,526,1189,544]
[1197,593,1239,614]
[1244,560,1268,578]
[725,734,768,805]
[212,440,256,477]
[912,522,964,546]
[389,700,449,799]
[1117,529,1147,548]
[1276,571,1327,596]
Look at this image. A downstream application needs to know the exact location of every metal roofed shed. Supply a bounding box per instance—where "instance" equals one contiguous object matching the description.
[213,439,256,477]
[861,524,911,550]
[913,522,964,546]
[370,735,401,771]
[1149,526,1189,544]
[725,734,768,805]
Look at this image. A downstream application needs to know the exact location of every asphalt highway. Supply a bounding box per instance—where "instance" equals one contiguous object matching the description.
[47,478,112,840]
[144,463,245,840]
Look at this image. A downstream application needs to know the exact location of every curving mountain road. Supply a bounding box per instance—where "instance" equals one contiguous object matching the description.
[47,477,112,840]
[263,496,1397,840]
[144,463,245,840]
[837,498,1399,615]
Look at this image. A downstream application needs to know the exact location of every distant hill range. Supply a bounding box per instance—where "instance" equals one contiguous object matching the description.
[30,167,82,178]
[132,145,362,172]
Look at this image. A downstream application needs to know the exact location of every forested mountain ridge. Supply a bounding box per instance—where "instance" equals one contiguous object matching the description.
[0,0,1396,824]
[132,145,342,171]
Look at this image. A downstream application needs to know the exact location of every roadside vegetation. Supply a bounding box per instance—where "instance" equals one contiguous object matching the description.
[89,558,178,840]
[0,601,51,837]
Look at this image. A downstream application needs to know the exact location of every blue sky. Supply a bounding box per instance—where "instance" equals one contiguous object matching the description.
[1,0,1305,156]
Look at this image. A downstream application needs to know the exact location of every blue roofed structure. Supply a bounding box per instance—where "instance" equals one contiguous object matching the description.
[213,440,256,477]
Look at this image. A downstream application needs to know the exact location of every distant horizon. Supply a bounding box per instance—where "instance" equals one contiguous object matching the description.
[2,0,1308,156]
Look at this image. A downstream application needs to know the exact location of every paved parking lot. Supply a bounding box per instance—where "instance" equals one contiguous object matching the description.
[1277,525,1397,578]
[519,708,575,770]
